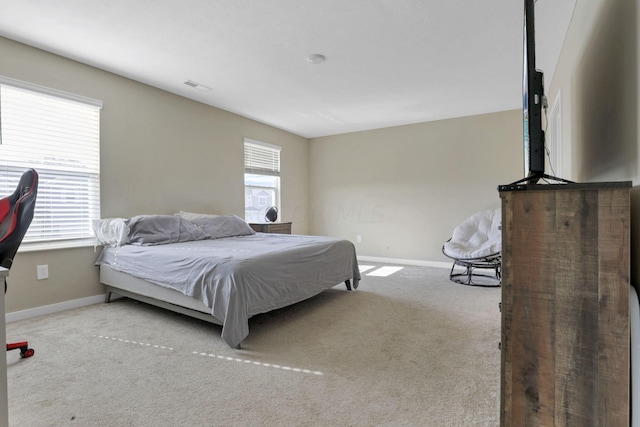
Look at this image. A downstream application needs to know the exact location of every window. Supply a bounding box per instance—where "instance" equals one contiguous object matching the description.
[244,138,280,223]
[0,76,102,249]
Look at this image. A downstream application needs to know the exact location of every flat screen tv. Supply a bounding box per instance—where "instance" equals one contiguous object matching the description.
[501,0,571,188]
[523,0,546,183]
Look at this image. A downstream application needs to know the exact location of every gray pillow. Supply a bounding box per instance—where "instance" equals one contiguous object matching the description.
[190,215,255,239]
[127,215,208,245]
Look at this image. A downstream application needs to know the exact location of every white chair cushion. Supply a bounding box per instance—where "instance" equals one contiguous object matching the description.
[443,208,501,259]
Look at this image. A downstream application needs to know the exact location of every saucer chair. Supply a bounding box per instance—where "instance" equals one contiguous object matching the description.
[442,208,501,287]
[3,168,38,358]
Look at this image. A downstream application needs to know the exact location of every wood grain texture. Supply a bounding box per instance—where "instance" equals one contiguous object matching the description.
[249,222,292,234]
[499,183,629,426]
[499,194,513,425]
[595,188,630,425]
[552,189,599,426]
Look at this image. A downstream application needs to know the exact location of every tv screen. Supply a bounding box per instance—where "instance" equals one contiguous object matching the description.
[523,0,545,181]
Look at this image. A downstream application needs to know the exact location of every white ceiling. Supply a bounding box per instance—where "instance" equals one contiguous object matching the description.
[0,0,576,138]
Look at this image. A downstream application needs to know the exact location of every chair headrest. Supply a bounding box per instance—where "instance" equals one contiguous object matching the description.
[0,168,39,267]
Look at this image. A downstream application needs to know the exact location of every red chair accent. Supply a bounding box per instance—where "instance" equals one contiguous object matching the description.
[3,169,38,359]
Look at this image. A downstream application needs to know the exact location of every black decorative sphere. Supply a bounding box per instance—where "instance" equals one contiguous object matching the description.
[265,206,278,222]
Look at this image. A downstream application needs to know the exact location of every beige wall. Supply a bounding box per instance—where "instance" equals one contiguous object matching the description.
[7,0,631,313]
[0,37,309,313]
[308,110,523,263]
[547,0,637,183]
[545,0,640,284]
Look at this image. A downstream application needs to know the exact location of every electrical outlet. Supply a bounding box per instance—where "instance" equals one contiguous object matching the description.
[37,264,48,280]
[357,235,362,243]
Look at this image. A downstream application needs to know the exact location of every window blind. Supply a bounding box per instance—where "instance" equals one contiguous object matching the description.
[244,138,281,177]
[0,80,102,246]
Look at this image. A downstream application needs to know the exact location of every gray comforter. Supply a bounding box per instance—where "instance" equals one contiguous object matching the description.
[95,233,360,347]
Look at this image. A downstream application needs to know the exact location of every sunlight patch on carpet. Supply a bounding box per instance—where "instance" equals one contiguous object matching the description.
[93,335,174,350]
[358,264,376,273]
[366,266,404,277]
[92,334,323,376]
[193,351,324,376]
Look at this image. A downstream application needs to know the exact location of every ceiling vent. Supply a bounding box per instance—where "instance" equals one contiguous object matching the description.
[183,80,212,91]
[306,54,326,64]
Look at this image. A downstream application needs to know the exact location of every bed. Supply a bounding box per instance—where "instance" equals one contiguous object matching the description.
[94,213,360,348]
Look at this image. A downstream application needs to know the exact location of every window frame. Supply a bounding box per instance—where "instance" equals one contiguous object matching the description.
[243,138,281,223]
[0,76,102,252]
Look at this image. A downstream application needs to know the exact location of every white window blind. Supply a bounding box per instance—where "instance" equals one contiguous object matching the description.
[0,78,102,247]
[244,138,281,176]
[244,138,281,223]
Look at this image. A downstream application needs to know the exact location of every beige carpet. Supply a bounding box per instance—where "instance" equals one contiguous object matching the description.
[6,264,501,426]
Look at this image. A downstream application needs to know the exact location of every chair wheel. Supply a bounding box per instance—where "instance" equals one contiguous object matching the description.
[21,348,35,358]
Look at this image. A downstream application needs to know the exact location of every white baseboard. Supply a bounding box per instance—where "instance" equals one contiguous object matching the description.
[6,294,106,324]
[357,255,451,270]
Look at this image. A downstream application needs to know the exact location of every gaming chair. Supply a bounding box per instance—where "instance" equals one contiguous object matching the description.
[2,168,38,358]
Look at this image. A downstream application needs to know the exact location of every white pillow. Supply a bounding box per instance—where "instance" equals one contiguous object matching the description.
[176,211,219,221]
[92,218,130,246]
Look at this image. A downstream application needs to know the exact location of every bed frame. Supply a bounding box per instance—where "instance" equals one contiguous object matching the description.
[101,265,222,325]
[101,265,353,328]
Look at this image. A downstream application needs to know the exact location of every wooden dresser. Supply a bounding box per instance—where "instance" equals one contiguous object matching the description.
[249,222,292,234]
[498,181,630,426]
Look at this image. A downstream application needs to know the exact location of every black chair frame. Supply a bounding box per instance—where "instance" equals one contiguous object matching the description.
[442,243,501,287]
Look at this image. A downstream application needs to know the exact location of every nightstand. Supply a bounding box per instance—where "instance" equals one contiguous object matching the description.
[249,222,292,234]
